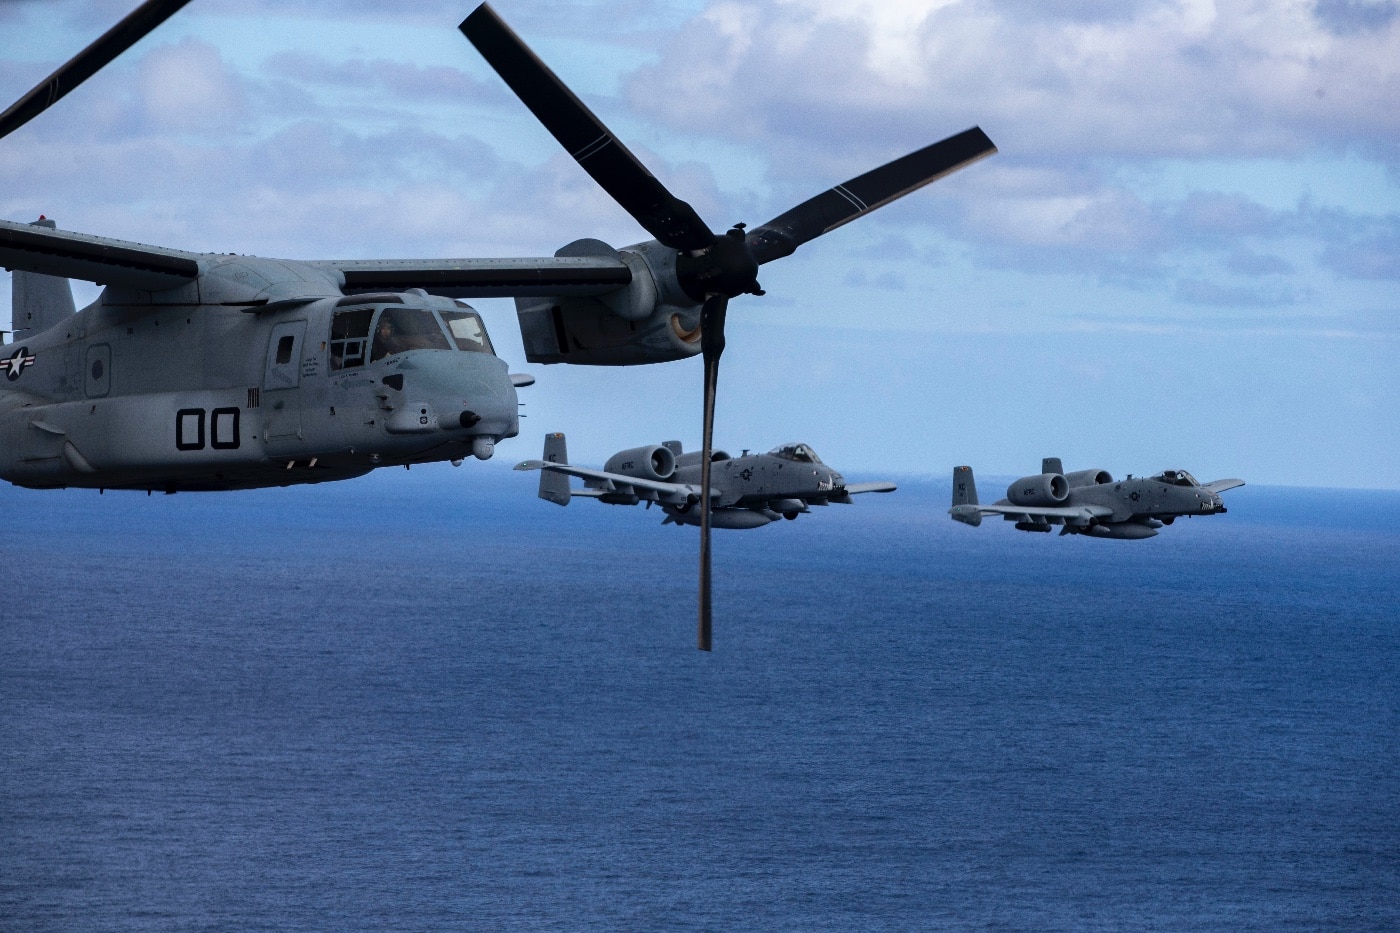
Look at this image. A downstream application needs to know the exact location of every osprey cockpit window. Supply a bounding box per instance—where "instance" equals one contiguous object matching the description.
[769,443,823,464]
[371,308,451,362]
[441,310,494,354]
[329,307,374,370]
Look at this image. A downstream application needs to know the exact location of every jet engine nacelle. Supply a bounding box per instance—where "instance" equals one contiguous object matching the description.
[514,239,703,366]
[1006,473,1069,506]
[604,444,677,481]
[1064,468,1113,488]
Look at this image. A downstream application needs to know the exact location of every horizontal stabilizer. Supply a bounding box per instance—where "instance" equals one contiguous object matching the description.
[949,504,983,527]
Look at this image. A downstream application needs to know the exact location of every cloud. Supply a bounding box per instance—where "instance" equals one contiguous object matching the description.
[1174,277,1307,308]
[1318,224,1400,278]
[1226,248,1295,276]
[136,38,249,134]
[842,269,908,290]
[1174,192,1281,239]
[261,52,505,105]
[1313,0,1399,35]
[626,0,1400,162]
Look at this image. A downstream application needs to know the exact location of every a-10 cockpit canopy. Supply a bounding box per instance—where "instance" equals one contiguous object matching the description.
[769,443,823,464]
[1153,469,1200,487]
[329,305,494,371]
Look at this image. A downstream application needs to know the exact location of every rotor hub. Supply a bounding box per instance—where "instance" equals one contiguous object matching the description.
[675,224,763,303]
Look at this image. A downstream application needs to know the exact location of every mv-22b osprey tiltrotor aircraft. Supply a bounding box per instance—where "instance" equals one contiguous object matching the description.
[517,433,896,528]
[949,459,1245,539]
[0,1,995,648]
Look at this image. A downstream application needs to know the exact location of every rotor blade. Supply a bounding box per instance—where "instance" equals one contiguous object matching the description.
[460,3,715,252]
[745,127,997,265]
[697,293,728,652]
[0,0,192,141]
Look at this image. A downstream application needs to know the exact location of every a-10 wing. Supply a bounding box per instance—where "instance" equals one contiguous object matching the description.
[953,502,1115,525]
[1202,478,1246,494]
[514,459,703,506]
[837,481,897,496]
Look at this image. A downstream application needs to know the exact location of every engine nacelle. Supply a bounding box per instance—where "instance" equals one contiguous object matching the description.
[514,239,703,366]
[675,449,730,469]
[1064,468,1113,488]
[604,445,676,481]
[1006,473,1069,506]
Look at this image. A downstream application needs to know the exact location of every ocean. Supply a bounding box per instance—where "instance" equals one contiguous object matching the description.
[2,468,1397,931]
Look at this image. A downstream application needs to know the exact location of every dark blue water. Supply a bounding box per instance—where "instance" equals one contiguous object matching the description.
[2,469,1398,931]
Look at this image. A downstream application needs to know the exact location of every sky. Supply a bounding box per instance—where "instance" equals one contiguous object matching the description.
[0,0,1397,488]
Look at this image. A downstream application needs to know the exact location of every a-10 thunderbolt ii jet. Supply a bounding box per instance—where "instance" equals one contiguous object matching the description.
[0,1,994,649]
[516,434,896,528]
[949,459,1245,539]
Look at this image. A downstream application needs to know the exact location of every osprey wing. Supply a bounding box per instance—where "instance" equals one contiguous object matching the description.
[0,218,199,291]
[325,256,631,299]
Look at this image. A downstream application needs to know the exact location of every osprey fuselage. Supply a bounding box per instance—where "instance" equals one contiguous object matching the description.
[0,256,519,492]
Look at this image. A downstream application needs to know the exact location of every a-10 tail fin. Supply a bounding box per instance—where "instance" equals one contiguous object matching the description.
[949,465,983,526]
[952,465,979,507]
[538,432,571,506]
[1042,457,1063,476]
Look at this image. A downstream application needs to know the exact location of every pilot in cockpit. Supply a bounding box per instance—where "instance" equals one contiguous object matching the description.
[372,318,408,361]
[771,443,822,464]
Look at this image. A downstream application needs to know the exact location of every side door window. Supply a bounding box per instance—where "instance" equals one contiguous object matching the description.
[264,320,307,390]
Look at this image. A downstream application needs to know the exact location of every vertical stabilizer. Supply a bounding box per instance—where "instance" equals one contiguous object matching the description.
[538,432,571,505]
[952,466,979,507]
[11,218,76,339]
[950,466,983,526]
[1042,457,1064,476]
